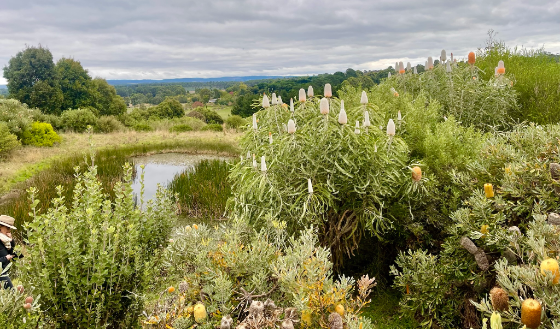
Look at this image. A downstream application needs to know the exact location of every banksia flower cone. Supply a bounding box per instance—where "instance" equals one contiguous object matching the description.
[450,52,454,62]
[484,183,494,198]
[412,166,422,182]
[521,299,541,329]
[360,91,368,104]
[338,101,347,124]
[320,97,329,115]
[399,61,405,74]
[324,83,332,97]
[261,156,267,172]
[278,95,282,104]
[406,62,411,71]
[220,315,233,329]
[427,57,434,70]
[497,60,505,74]
[363,111,371,127]
[308,179,313,194]
[540,258,560,284]
[468,51,476,65]
[440,49,447,62]
[253,154,257,168]
[271,93,277,105]
[387,119,396,136]
[252,114,257,130]
[299,88,306,102]
[287,119,296,134]
[262,94,270,108]
[355,121,360,134]
[290,98,294,112]
[307,86,314,97]
[413,67,418,74]
[490,287,509,312]
[269,132,273,144]
[446,62,452,73]
[388,72,392,78]
[194,303,207,323]
[397,110,402,120]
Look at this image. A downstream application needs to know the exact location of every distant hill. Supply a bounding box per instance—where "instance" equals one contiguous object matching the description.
[107,76,295,86]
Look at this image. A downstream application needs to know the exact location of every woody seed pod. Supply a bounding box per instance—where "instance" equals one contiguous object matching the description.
[320,97,329,115]
[387,119,396,136]
[363,110,371,127]
[290,98,294,112]
[262,94,270,108]
[468,51,476,65]
[299,88,306,102]
[308,179,313,194]
[360,91,368,104]
[324,83,332,97]
[221,315,233,329]
[307,86,314,97]
[287,119,296,134]
[249,300,265,316]
[440,49,447,62]
[271,93,277,105]
[261,156,267,172]
[281,320,294,329]
[490,287,509,312]
[328,312,343,329]
[338,101,348,124]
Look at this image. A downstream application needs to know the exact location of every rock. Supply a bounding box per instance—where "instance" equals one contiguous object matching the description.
[474,249,490,271]
[548,213,560,225]
[502,249,517,264]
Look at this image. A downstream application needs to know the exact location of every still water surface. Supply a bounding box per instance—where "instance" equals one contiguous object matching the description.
[131,153,231,202]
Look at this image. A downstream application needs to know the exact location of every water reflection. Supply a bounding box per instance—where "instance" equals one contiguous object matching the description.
[131,153,231,202]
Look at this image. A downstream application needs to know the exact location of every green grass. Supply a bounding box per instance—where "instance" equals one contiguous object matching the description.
[169,159,234,220]
[0,139,239,236]
[361,289,420,329]
[213,105,232,119]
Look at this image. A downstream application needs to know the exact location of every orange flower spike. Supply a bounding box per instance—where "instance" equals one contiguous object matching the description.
[468,52,476,66]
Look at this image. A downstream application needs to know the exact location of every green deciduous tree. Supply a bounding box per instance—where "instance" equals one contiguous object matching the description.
[3,46,63,114]
[90,78,127,116]
[56,58,93,111]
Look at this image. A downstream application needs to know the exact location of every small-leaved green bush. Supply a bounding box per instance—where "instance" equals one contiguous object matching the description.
[201,123,223,132]
[0,122,20,158]
[21,122,61,146]
[20,162,176,328]
[96,115,125,133]
[60,108,98,132]
[169,124,193,133]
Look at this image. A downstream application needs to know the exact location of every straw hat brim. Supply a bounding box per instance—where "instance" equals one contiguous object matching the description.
[0,221,17,230]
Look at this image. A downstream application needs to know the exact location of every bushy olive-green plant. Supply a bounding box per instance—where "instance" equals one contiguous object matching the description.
[385,61,518,131]
[0,98,41,139]
[18,162,176,328]
[21,122,61,146]
[225,115,247,130]
[60,108,98,132]
[227,91,420,267]
[201,123,223,132]
[96,115,125,133]
[0,283,41,328]
[472,215,560,329]
[168,124,193,133]
[0,122,20,158]
[147,220,374,329]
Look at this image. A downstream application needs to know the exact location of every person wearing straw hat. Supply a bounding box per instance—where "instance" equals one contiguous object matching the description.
[0,215,21,289]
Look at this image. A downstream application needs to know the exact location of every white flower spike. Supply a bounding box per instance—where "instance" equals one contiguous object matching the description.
[288,119,296,134]
[397,110,402,121]
[252,154,257,168]
[252,113,258,130]
[324,83,332,98]
[360,91,368,104]
[308,178,313,194]
[355,121,360,134]
[427,57,434,70]
[260,156,267,172]
[440,49,447,62]
[271,93,277,105]
[446,62,452,73]
[363,111,371,127]
[388,72,392,78]
[413,67,418,74]
[338,100,347,124]
[278,95,282,104]
[290,98,294,112]
[320,97,329,115]
[299,88,306,102]
[307,86,314,97]
[387,119,396,136]
[262,94,270,108]
[406,62,411,71]
[269,132,273,144]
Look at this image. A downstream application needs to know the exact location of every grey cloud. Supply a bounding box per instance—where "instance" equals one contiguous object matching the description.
[1,0,559,84]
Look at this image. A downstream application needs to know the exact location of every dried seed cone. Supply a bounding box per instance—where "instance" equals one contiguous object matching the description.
[194,303,207,323]
[540,258,560,284]
[179,281,189,293]
[550,163,560,179]
[521,299,541,329]
[281,319,294,329]
[249,300,264,316]
[468,52,476,65]
[221,315,233,329]
[411,167,422,182]
[489,287,509,312]
[328,312,344,329]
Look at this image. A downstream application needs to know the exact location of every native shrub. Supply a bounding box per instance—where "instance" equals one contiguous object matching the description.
[169,124,193,133]
[225,115,247,130]
[60,108,98,132]
[0,284,41,328]
[227,90,420,268]
[0,98,39,139]
[96,115,125,133]
[144,221,375,329]
[0,122,20,158]
[21,122,61,146]
[201,123,223,132]
[19,162,176,328]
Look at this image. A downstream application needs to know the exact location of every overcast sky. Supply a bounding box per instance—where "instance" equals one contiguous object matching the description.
[1,0,559,85]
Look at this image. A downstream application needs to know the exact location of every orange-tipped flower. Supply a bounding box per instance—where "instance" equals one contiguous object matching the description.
[468,52,476,65]
[299,88,306,102]
[324,83,332,98]
[399,61,405,74]
[168,287,175,294]
[497,60,505,74]
[320,97,329,115]
[427,57,434,70]
[412,167,422,182]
